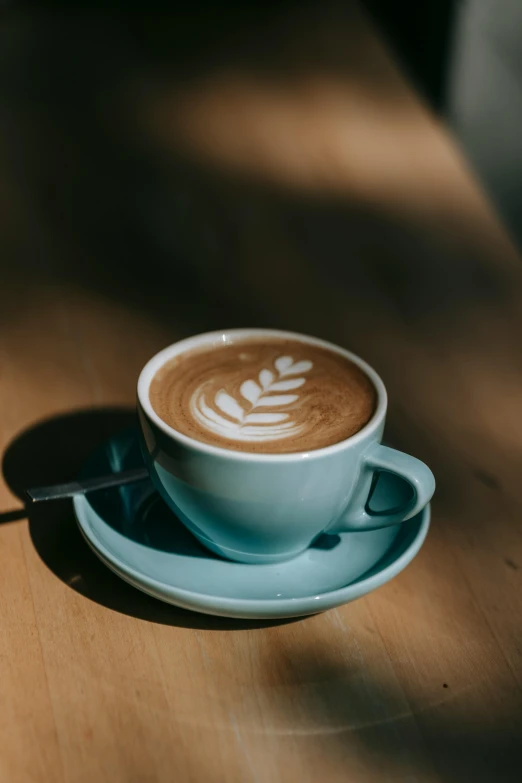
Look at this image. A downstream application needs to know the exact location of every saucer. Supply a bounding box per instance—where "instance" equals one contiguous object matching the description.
[73,431,430,619]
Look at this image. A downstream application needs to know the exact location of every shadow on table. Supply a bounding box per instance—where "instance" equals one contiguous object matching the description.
[263,645,522,782]
[1,407,297,631]
[0,0,514,335]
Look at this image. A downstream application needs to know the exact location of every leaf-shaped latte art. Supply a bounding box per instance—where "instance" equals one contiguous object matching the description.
[274,356,293,374]
[215,391,244,422]
[259,369,274,389]
[190,355,313,443]
[240,379,261,404]
[269,378,305,391]
[256,394,298,407]
[245,412,288,424]
[280,360,313,376]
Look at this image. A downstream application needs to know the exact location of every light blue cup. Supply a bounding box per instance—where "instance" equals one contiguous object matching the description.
[137,329,435,564]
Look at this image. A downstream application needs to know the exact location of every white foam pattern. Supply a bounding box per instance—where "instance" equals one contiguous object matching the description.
[190,356,313,442]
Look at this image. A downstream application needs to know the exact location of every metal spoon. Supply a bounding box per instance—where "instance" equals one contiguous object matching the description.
[26,466,150,503]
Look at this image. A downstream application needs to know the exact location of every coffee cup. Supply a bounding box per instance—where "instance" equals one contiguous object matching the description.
[137,329,435,564]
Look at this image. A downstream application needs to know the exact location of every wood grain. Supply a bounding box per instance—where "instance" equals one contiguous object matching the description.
[1,2,522,781]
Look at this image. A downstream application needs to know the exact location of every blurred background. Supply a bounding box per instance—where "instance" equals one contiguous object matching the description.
[2,0,520,468]
[0,0,520,427]
[1,0,520,324]
[370,0,522,249]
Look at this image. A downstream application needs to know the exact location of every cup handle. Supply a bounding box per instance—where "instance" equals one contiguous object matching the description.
[329,443,435,533]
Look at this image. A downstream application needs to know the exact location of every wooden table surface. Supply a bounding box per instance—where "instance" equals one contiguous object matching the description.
[1,3,522,781]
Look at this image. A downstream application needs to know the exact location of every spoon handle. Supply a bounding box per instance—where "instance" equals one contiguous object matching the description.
[26,466,150,503]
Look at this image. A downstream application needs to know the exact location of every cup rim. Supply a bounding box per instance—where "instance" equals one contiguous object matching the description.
[137,328,387,462]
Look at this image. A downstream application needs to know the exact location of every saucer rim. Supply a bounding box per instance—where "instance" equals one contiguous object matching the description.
[74,493,430,619]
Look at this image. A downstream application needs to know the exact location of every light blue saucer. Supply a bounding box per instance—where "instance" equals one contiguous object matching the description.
[73,432,430,619]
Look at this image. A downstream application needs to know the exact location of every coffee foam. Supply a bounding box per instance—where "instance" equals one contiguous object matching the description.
[191,354,313,442]
[149,338,376,454]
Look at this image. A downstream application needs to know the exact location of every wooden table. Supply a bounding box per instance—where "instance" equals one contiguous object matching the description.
[1,3,522,781]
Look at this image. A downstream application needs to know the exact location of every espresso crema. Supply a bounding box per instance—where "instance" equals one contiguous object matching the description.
[149,338,376,454]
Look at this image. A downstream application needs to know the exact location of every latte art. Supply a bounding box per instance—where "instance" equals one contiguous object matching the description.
[149,338,376,454]
[191,356,313,442]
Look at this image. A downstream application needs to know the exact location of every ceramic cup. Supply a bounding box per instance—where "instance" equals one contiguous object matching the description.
[137,329,435,564]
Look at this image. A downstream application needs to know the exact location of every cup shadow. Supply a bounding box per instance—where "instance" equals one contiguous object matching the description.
[1,407,297,630]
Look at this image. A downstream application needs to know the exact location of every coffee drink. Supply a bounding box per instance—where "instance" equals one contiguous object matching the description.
[149,338,376,454]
